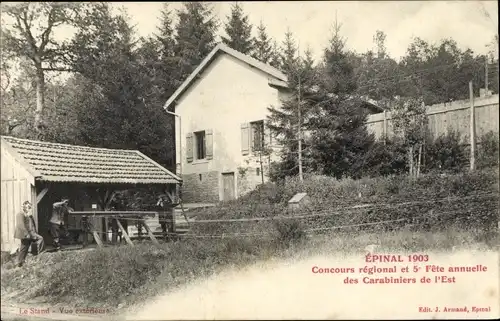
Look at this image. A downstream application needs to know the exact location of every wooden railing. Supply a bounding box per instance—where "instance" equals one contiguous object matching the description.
[68,210,177,248]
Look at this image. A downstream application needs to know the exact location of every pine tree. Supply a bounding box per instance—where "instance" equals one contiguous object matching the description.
[251,21,273,63]
[279,29,298,74]
[301,47,317,91]
[269,40,282,69]
[222,3,253,54]
[174,2,219,81]
[156,4,176,61]
[320,19,356,97]
[308,18,375,179]
[153,4,180,97]
[267,46,318,180]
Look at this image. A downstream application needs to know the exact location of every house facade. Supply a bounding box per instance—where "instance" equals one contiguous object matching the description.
[164,44,291,203]
[164,44,383,204]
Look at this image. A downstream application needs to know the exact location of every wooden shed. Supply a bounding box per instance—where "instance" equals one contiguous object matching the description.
[0,136,181,253]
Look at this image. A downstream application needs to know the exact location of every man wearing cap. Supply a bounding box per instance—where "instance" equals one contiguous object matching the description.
[14,201,44,267]
[50,198,72,251]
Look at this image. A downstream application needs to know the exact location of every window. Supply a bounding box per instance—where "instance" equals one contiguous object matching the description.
[250,120,264,152]
[194,131,206,160]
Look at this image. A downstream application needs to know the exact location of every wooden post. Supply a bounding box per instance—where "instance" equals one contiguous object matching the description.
[82,216,88,247]
[104,217,109,242]
[383,110,388,145]
[297,55,303,182]
[111,218,118,243]
[485,57,489,95]
[37,187,50,204]
[142,219,159,245]
[92,231,103,247]
[416,144,422,177]
[469,81,476,171]
[116,219,134,246]
[170,209,177,235]
[178,184,190,229]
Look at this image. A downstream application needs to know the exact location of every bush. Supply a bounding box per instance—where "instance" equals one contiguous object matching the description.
[360,139,408,177]
[273,220,306,247]
[425,129,468,173]
[191,170,498,238]
[478,131,499,169]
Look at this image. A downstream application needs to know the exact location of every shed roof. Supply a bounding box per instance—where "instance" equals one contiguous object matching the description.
[1,136,181,185]
[163,43,288,111]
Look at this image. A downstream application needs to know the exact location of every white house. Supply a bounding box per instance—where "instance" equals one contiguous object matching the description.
[164,43,382,204]
[163,44,292,203]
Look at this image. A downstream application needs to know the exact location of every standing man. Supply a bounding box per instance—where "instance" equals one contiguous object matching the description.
[157,194,175,240]
[50,198,72,251]
[14,201,44,268]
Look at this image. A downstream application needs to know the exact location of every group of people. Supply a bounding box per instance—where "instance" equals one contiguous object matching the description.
[14,194,176,268]
[14,198,73,267]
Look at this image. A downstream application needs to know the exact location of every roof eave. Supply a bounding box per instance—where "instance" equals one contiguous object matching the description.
[36,177,180,185]
[2,135,181,185]
[164,43,288,111]
[134,150,182,183]
[1,136,41,178]
[268,78,290,90]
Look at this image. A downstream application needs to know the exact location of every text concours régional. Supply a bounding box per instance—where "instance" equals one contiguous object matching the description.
[311,254,489,285]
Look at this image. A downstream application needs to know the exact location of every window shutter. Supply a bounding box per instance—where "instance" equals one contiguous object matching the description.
[186,133,193,163]
[241,123,250,155]
[263,120,272,147]
[205,129,213,160]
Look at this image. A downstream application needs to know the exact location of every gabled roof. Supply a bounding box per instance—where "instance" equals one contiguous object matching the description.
[163,43,288,111]
[1,136,181,185]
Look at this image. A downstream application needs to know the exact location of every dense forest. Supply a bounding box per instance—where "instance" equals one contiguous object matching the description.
[1,2,498,176]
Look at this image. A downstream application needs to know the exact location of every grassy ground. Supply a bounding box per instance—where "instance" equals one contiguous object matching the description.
[2,228,498,315]
[1,170,498,316]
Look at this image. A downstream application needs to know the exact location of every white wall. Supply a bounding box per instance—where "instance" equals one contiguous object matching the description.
[0,141,35,253]
[175,53,285,200]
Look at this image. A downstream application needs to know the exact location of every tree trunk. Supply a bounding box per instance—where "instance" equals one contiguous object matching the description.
[259,152,265,184]
[416,144,423,177]
[34,66,46,139]
[408,145,415,177]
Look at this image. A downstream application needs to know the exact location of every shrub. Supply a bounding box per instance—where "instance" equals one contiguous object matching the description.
[273,220,306,247]
[191,170,498,238]
[360,139,408,177]
[477,131,499,169]
[425,130,468,173]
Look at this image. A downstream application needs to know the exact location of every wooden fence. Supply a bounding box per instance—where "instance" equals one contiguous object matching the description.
[366,94,499,142]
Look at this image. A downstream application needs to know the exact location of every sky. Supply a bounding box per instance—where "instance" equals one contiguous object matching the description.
[115,1,499,61]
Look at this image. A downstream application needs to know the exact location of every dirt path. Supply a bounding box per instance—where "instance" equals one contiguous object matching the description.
[0,305,106,321]
[126,250,499,320]
[1,295,115,321]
